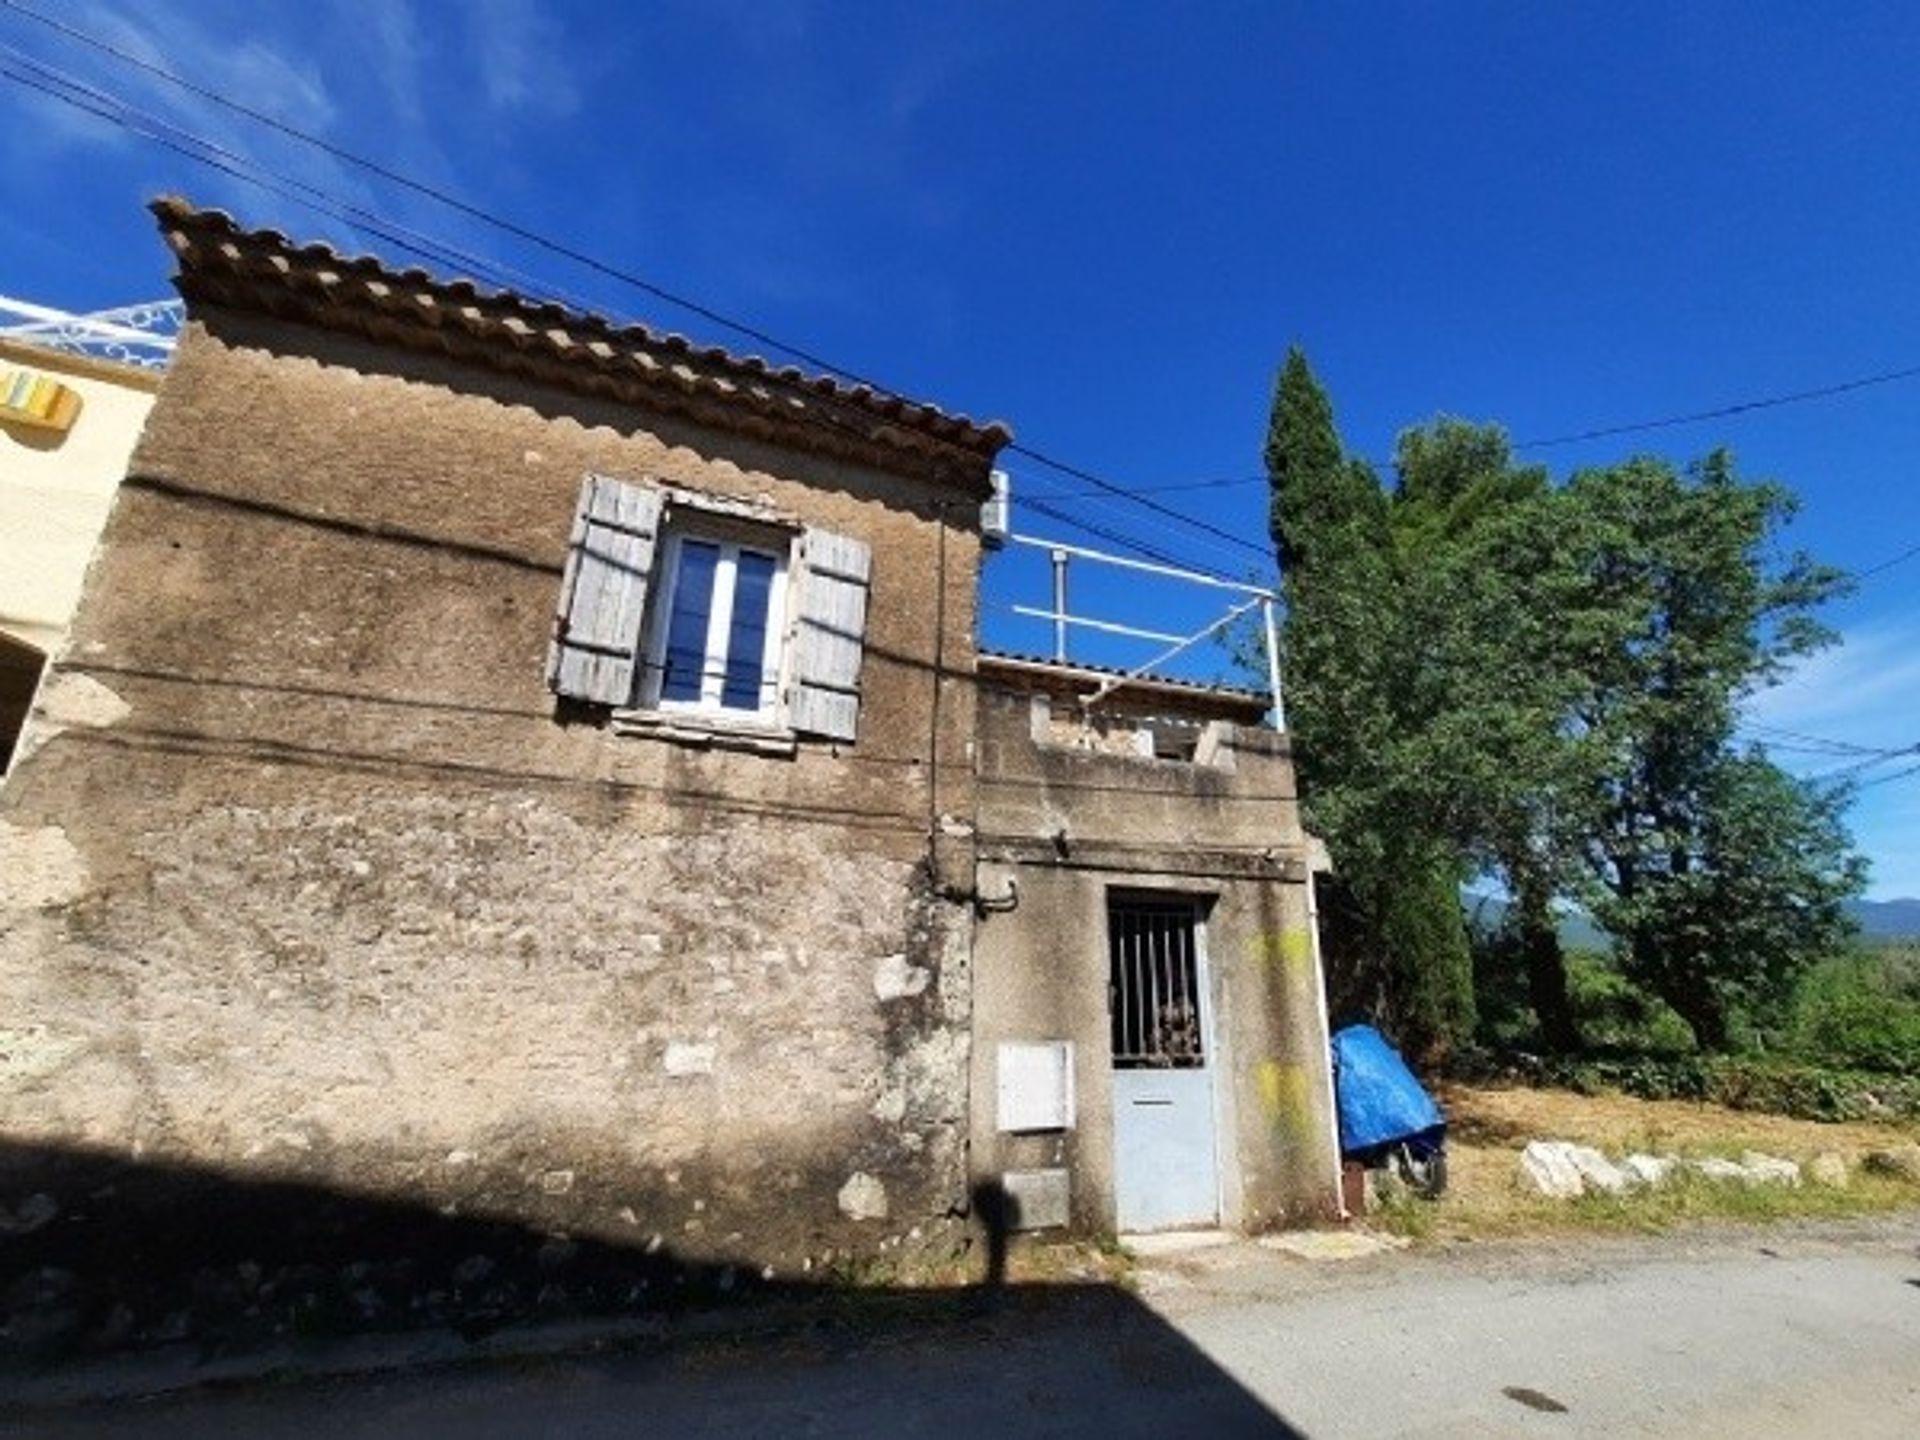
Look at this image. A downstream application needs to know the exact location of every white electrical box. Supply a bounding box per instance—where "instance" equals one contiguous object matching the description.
[997,1040,1075,1132]
[981,468,1010,550]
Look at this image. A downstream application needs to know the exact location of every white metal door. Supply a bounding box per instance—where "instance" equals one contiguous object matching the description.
[1109,898,1220,1231]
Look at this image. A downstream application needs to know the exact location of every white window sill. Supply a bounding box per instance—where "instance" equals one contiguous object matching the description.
[610,707,798,757]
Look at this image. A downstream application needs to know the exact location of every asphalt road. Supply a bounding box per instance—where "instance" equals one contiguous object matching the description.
[9,1216,1919,1438]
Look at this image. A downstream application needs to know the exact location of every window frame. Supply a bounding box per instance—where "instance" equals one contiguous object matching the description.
[634,515,793,727]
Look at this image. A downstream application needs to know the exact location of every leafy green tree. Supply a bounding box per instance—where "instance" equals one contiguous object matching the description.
[1265,350,1863,1058]
[1558,453,1863,1049]
[1385,420,1591,1049]
[1265,350,1476,1054]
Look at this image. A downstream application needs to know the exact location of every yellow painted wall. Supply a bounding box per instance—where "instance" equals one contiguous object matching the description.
[0,339,159,659]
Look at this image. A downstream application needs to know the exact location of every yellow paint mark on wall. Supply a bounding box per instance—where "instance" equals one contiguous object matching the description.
[1248,927,1315,975]
[1256,1059,1313,1133]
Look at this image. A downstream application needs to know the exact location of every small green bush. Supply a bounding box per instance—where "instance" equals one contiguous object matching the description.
[1564,951,1696,1055]
[1783,946,1920,1075]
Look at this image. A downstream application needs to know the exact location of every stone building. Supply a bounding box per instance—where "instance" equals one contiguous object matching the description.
[970,656,1339,1234]
[0,199,1338,1325]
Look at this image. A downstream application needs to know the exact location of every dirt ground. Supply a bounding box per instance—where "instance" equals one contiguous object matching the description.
[1389,1081,1920,1239]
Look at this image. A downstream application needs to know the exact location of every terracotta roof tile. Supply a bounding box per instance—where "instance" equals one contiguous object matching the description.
[149,196,1013,493]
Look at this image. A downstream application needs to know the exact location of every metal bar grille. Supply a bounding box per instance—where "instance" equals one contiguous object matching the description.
[1108,899,1203,1069]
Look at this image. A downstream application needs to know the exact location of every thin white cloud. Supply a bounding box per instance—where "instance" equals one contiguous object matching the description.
[362,1,425,120]
[77,0,336,131]
[465,0,579,117]
[1745,622,1920,747]
[1745,617,1920,899]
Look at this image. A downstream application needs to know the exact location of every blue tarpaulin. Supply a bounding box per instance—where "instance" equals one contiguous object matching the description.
[1330,1024,1446,1155]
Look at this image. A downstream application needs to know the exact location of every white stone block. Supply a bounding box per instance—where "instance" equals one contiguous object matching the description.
[1519,1140,1586,1198]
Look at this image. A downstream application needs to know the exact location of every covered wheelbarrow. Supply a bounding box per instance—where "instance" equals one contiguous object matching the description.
[1330,1023,1448,1199]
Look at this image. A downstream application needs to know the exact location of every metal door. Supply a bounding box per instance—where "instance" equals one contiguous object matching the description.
[1109,897,1220,1231]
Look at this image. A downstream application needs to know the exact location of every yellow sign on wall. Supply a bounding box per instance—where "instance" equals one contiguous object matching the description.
[0,367,83,434]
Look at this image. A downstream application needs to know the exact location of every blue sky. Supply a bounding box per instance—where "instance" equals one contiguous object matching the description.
[3,2,1919,895]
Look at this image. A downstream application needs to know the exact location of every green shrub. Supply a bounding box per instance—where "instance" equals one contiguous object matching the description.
[1564,951,1696,1055]
[1783,947,1920,1075]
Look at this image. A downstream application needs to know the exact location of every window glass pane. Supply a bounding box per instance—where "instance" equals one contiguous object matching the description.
[720,550,777,710]
[661,540,719,702]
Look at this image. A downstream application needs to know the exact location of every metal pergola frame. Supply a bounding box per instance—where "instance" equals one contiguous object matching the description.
[1003,532,1286,729]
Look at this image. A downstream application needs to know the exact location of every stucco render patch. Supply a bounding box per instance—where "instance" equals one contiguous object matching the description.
[872,952,930,1001]
[11,670,129,767]
[0,821,89,910]
[837,1171,888,1221]
[0,1024,88,1086]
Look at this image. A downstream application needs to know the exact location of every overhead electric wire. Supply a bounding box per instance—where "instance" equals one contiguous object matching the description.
[1853,538,1920,582]
[0,0,862,384]
[1514,364,1920,451]
[1740,722,1896,757]
[0,43,1263,589]
[1810,743,1920,784]
[21,0,1916,582]
[1857,756,1920,790]
[0,0,1274,566]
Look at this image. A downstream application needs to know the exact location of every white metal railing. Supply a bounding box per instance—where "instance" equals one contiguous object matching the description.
[1000,530,1286,726]
[0,295,182,370]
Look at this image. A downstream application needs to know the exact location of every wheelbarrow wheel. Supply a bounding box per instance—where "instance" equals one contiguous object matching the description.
[1393,1141,1448,1200]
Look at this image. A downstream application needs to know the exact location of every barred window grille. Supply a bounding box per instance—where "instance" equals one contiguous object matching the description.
[1108,898,1205,1069]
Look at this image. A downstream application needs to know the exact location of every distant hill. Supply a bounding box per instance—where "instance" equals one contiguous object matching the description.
[1849,898,1920,939]
[1464,895,1920,946]
[1461,895,1609,951]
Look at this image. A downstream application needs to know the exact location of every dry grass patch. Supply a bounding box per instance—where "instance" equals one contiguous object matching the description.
[1441,1080,1918,1157]
[1371,1082,1920,1242]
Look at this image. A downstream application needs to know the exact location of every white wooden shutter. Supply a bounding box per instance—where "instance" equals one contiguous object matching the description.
[547,474,663,705]
[788,526,872,742]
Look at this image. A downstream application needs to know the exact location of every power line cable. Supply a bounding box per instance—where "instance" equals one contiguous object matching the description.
[1030,351,1920,500]
[1740,722,1897,757]
[0,0,1273,562]
[0,46,1250,587]
[1008,465,1274,572]
[1853,539,1920,582]
[1515,364,1920,451]
[1811,743,1920,784]
[30,2,1915,580]
[1857,756,1920,789]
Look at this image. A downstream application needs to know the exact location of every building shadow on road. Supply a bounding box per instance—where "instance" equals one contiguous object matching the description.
[1,1144,1303,1436]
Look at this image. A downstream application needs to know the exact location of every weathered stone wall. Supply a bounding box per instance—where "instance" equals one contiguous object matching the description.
[0,310,983,1281]
[970,686,1340,1232]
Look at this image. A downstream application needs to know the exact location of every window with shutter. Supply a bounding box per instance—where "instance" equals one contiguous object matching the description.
[635,529,790,723]
[546,474,873,747]
[788,527,872,743]
[548,474,662,706]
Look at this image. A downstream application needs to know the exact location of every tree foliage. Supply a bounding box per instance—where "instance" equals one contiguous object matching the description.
[1265,350,1475,1055]
[1556,454,1862,1047]
[1263,351,1865,1057]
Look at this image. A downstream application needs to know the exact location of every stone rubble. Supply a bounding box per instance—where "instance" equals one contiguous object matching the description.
[1808,1153,1851,1188]
[1564,1145,1632,1195]
[1737,1152,1801,1187]
[1518,1141,1586,1199]
[1621,1154,1679,1189]
[1517,1142,1810,1198]
[1862,1144,1920,1183]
